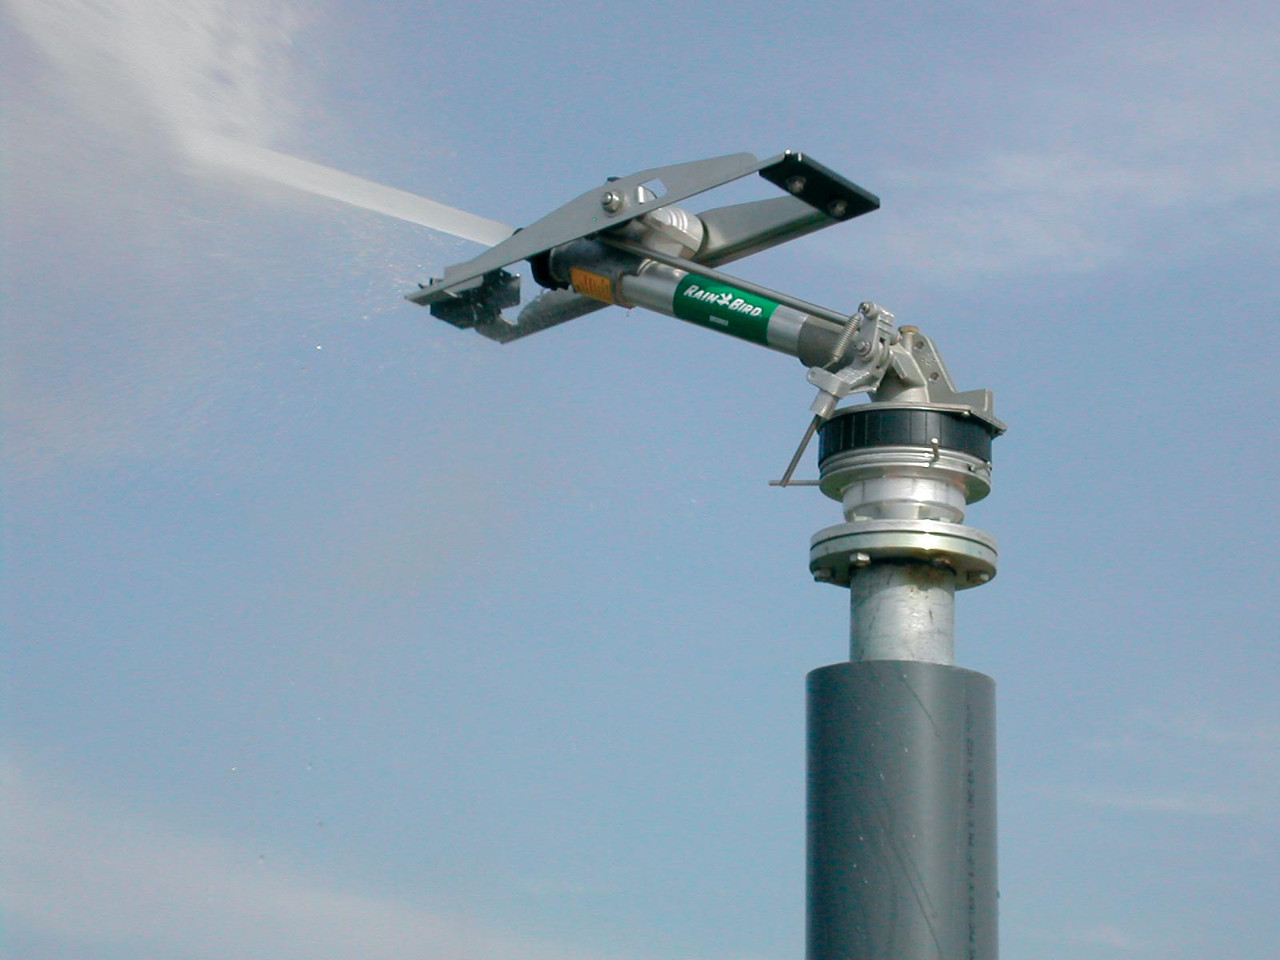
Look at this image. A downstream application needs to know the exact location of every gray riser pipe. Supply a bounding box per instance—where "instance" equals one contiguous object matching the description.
[808,660,997,960]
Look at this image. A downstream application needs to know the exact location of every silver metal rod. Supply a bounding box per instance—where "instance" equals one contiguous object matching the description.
[772,415,823,487]
[849,562,956,664]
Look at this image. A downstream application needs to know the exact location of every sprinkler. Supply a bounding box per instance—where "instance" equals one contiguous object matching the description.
[410,150,1005,960]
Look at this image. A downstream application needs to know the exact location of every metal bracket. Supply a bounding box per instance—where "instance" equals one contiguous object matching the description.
[407,151,881,337]
[876,327,1004,431]
[410,153,772,309]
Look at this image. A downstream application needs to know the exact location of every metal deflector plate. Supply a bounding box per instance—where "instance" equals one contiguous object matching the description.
[758,153,880,221]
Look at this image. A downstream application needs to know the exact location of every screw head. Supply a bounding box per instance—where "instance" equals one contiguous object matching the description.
[828,199,848,217]
[851,551,872,568]
[601,190,623,213]
[785,175,807,195]
[813,568,835,583]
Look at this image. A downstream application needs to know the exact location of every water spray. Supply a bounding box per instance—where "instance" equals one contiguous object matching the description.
[409,150,1005,960]
[182,133,516,244]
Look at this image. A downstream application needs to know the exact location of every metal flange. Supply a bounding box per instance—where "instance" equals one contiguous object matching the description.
[810,519,998,589]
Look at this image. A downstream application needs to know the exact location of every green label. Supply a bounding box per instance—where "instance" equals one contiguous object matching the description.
[673,275,777,345]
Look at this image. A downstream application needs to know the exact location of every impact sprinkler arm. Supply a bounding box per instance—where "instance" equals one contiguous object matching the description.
[408,150,1001,487]
[408,150,879,341]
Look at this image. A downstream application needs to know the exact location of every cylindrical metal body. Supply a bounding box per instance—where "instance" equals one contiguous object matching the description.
[548,240,853,367]
[849,562,956,664]
[808,660,998,960]
[620,262,841,365]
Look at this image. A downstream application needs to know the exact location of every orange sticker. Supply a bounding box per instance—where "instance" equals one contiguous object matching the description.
[570,268,615,304]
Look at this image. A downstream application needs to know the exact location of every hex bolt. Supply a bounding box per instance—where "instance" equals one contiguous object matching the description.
[786,175,807,195]
[851,551,872,568]
[813,568,835,583]
[828,199,849,217]
[601,191,623,213]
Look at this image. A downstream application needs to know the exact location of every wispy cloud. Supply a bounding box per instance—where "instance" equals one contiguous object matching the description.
[855,19,1280,281]
[1166,713,1280,765]
[1086,711,1280,767]
[1057,785,1262,818]
[2,759,610,960]
[1049,710,1280,822]
[1061,921,1163,954]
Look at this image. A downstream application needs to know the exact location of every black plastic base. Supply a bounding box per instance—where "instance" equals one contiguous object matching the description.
[818,406,998,464]
[807,660,998,960]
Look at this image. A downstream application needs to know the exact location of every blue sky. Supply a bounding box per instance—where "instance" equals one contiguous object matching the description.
[3,1,1279,958]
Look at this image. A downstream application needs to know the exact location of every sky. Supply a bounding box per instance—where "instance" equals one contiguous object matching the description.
[3,1,1279,958]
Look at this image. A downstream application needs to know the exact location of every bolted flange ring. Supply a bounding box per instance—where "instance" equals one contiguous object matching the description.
[809,519,998,589]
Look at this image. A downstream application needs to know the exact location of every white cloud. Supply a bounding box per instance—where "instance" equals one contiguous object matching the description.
[1062,921,1162,954]
[1061,785,1260,818]
[852,19,1280,281]
[1167,713,1280,765]
[1057,710,1280,822]
[2,759,609,960]
[1087,711,1280,767]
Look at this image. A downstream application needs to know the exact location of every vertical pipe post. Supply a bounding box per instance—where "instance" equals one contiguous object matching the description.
[807,406,1002,960]
[807,657,997,960]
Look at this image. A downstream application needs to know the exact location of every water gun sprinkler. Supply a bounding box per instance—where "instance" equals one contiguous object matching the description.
[408,151,1003,485]
[410,151,1005,959]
